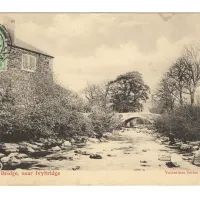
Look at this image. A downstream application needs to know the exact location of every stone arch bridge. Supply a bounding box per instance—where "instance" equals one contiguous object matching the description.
[115,112,160,126]
[83,112,160,126]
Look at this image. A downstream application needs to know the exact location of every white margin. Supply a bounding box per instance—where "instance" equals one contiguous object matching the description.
[0,0,199,12]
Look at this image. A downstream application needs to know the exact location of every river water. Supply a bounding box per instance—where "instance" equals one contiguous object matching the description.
[34,128,199,171]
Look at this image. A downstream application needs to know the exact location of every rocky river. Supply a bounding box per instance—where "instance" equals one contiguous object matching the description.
[0,126,200,171]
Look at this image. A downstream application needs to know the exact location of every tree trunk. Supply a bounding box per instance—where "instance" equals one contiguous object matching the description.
[179,91,183,105]
[190,90,195,105]
[170,99,174,111]
[183,134,187,144]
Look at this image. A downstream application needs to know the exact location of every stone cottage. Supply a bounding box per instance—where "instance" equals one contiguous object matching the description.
[0,18,54,106]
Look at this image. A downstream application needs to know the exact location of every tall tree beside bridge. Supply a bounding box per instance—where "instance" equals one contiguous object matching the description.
[151,73,179,113]
[151,42,200,114]
[108,71,150,113]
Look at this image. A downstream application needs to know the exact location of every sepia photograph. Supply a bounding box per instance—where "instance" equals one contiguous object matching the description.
[1,13,200,185]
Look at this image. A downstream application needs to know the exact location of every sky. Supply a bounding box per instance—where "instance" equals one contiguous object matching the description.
[1,13,200,110]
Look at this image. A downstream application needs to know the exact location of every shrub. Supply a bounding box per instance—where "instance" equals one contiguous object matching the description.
[88,105,122,138]
[0,98,93,143]
[153,105,200,142]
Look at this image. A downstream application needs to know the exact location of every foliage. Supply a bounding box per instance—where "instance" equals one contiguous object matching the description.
[88,105,122,138]
[151,73,179,113]
[83,81,110,111]
[154,105,200,142]
[0,75,93,142]
[84,72,150,113]
[0,69,125,143]
[108,71,150,113]
[0,98,93,143]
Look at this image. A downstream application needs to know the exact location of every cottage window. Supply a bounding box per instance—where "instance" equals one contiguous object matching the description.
[22,54,36,72]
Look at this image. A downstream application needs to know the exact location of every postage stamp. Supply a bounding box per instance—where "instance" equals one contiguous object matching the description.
[0,24,12,70]
[0,13,200,186]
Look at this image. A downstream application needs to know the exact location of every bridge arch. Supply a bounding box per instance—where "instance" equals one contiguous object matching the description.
[83,112,160,127]
[123,117,153,126]
[116,112,160,127]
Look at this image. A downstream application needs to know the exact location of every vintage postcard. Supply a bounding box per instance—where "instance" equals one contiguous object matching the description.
[0,13,200,185]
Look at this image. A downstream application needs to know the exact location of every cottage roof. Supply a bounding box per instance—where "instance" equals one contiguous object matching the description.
[12,38,54,58]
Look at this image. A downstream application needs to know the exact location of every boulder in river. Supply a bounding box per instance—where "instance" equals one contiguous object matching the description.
[7,152,28,159]
[20,158,39,168]
[182,153,194,157]
[180,144,192,152]
[1,156,10,163]
[74,150,90,155]
[51,146,61,151]
[75,143,87,148]
[161,137,169,142]
[87,138,100,143]
[21,157,38,164]
[99,138,108,142]
[72,166,80,170]
[102,132,114,139]
[140,160,147,163]
[0,153,5,158]
[15,153,28,159]
[32,142,44,148]
[7,152,19,158]
[141,164,150,167]
[192,146,199,151]
[0,143,19,154]
[1,156,21,167]
[174,142,183,147]
[158,155,171,161]
[61,141,72,150]
[19,142,40,150]
[192,149,200,166]
[27,147,35,153]
[166,161,180,168]
[107,154,117,157]
[32,159,54,168]
[182,157,193,161]
[189,141,200,146]
[45,152,69,160]
[9,157,21,166]
[70,139,76,144]
[89,154,102,159]
[63,141,71,146]
[19,145,35,154]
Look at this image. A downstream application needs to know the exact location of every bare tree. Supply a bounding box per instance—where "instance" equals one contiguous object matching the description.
[182,43,200,105]
[152,74,179,113]
[167,57,188,105]
[84,81,111,109]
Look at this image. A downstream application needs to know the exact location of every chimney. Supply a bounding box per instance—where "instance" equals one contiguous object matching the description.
[2,17,15,45]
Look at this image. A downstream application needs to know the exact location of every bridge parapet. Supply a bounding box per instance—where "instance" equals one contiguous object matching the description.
[83,112,160,124]
[115,112,160,124]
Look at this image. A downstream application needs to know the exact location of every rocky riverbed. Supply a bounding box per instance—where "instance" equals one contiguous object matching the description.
[1,127,200,171]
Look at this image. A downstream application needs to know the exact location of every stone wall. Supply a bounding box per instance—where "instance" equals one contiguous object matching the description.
[0,46,54,106]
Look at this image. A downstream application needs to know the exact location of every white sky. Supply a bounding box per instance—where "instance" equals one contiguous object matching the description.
[1,14,200,101]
